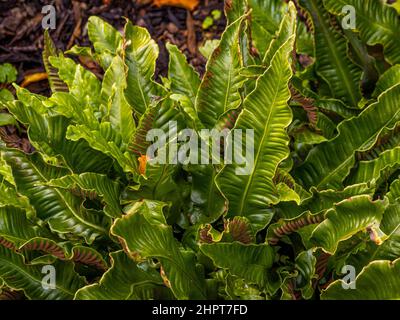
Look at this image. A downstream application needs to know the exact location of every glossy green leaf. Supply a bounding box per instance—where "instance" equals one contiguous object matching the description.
[0,206,47,247]
[45,173,122,218]
[262,2,297,67]
[196,16,246,128]
[1,149,110,243]
[6,99,113,173]
[295,84,400,190]
[66,122,137,174]
[0,113,16,126]
[225,0,247,25]
[346,203,400,268]
[216,27,296,231]
[49,55,101,107]
[299,0,362,108]
[322,258,400,299]
[0,89,14,109]
[295,250,317,299]
[0,182,33,214]
[111,200,207,299]
[372,64,400,98]
[323,0,400,65]
[75,251,169,300]
[185,164,226,225]
[101,55,136,143]
[87,16,122,69]
[298,183,374,217]
[200,242,274,287]
[310,195,388,254]
[0,246,85,300]
[248,0,286,56]
[387,179,400,202]
[347,147,400,185]
[167,43,200,106]
[124,22,160,115]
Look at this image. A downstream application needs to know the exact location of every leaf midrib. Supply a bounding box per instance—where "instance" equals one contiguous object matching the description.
[116,230,207,299]
[173,52,199,102]
[28,159,107,234]
[237,69,287,215]
[0,254,75,298]
[316,97,400,188]
[330,0,398,36]
[311,0,359,107]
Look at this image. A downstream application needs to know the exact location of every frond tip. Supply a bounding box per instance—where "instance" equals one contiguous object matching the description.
[43,30,69,93]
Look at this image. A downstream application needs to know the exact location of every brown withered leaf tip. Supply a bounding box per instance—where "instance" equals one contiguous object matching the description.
[153,0,199,11]
[160,265,172,288]
[199,224,214,244]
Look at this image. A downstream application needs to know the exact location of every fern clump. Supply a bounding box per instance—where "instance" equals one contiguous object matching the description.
[0,0,400,300]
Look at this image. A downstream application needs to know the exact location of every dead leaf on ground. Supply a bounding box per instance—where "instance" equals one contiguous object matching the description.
[138,154,150,175]
[144,0,200,11]
[20,72,48,88]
